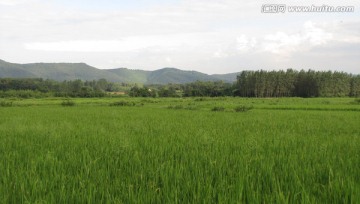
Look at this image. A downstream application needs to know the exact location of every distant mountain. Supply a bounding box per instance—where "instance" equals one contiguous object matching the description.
[0,59,37,78]
[211,72,240,82]
[0,59,239,84]
[0,59,122,81]
[106,68,150,84]
[147,68,221,84]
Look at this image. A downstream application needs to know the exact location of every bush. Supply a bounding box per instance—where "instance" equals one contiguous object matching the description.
[234,105,253,112]
[168,104,199,110]
[349,98,360,105]
[194,98,207,102]
[0,101,13,107]
[61,100,75,106]
[184,105,199,110]
[141,99,160,103]
[211,106,225,111]
[0,90,49,98]
[167,105,184,109]
[110,101,135,106]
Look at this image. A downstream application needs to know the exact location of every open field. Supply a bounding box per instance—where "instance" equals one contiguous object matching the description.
[0,97,359,203]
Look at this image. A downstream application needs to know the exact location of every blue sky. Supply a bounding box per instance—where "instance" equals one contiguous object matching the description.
[0,0,359,74]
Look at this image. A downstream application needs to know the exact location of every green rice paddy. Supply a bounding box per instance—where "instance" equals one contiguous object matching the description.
[0,97,359,203]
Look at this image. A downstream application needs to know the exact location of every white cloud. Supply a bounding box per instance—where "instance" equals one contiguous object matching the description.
[1,0,359,73]
[24,33,206,52]
[236,35,257,51]
[263,32,303,54]
[303,21,333,45]
[165,57,172,63]
[262,21,333,55]
[0,0,25,6]
[213,34,257,58]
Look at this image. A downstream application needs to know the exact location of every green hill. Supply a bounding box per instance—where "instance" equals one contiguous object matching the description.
[0,60,122,81]
[147,68,219,84]
[105,68,150,84]
[22,63,123,82]
[0,59,37,78]
[0,59,238,84]
[211,72,240,82]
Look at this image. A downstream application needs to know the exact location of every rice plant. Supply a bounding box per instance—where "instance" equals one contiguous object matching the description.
[0,97,359,203]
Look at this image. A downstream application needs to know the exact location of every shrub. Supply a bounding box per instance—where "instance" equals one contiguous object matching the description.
[167,105,184,109]
[110,101,135,106]
[0,101,13,107]
[185,105,199,110]
[211,106,225,112]
[194,98,207,102]
[234,105,253,112]
[349,98,360,105]
[141,99,160,103]
[0,90,48,98]
[61,100,75,106]
[168,104,199,110]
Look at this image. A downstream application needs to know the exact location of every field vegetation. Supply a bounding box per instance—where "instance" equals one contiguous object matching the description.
[0,97,359,203]
[2,69,360,99]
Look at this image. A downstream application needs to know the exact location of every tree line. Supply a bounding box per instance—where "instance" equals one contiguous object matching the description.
[129,69,360,98]
[235,69,360,97]
[0,78,131,98]
[129,81,233,97]
[1,69,359,98]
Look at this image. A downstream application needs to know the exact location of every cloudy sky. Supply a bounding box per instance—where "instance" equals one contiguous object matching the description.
[0,0,359,74]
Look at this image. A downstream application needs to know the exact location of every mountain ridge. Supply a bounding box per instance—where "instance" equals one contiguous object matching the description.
[0,59,240,84]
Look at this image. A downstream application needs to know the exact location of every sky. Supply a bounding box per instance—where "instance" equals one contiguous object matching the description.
[0,0,359,74]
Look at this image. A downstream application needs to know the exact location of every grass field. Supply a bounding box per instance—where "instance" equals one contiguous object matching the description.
[0,97,359,203]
